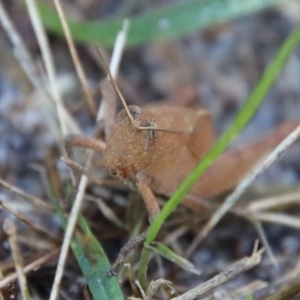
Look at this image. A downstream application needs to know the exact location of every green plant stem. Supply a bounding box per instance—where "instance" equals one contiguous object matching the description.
[137,247,152,289]
[138,24,300,289]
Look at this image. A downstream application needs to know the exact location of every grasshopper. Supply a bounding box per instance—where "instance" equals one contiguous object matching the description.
[64,75,298,275]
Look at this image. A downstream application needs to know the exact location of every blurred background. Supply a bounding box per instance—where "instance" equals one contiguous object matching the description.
[0,0,300,299]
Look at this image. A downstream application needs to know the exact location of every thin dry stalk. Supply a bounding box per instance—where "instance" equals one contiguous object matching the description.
[24,0,79,138]
[97,19,129,123]
[86,196,125,228]
[49,172,89,300]
[0,1,78,139]
[49,19,129,300]
[202,280,267,300]
[252,221,277,266]
[61,156,111,186]
[0,248,60,289]
[188,124,300,255]
[247,190,300,212]
[171,249,264,300]
[3,219,30,300]
[135,280,147,300]
[53,0,97,116]
[232,280,268,298]
[0,179,52,212]
[0,1,42,92]
[124,263,140,297]
[146,279,173,300]
[251,212,300,229]
[0,198,58,242]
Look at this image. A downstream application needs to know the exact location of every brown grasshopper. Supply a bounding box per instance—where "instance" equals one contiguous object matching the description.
[64,76,298,275]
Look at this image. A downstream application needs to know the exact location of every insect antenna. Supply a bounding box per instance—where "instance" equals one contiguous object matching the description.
[95,45,183,135]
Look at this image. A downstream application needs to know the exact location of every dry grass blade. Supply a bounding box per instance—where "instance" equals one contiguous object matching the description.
[135,280,147,300]
[211,281,267,300]
[49,18,129,300]
[252,220,277,266]
[96,19,129,129]
[0,1,78,140]
[251,212,300,229]
[0,179,52,212]
[49,173,89,300]
[212,280,267,300]
[24,0,77,137]
[188,124,300,255]
[146,279,173,300]
[53,0,97,116]
[247,190,300,212]
[61,156,106,185]
[86,196,125,228]
[171,248,264,300]
[3,219,30,300]
[0,248,60,289]
[0,198,58,242]
[124,263,139,297]
[0,1,42,91]
[61,158,124,189]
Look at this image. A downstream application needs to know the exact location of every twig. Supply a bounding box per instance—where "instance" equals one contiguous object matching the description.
[251,212,300,229]
[146,279,173,300]
[53,0,97,116]
[247,189,300,212]
[0,1,42,93]
[3,219,30,300]
[0,198,58,242]
[0,179,52,212]
[96,19,129,137]
[0,248,60,289]
[252,220,277,266]
[0,1,78,139]
[171,248,264,300]
[60,156,104,184]
[85,195,125,228]
[24,0,77,137]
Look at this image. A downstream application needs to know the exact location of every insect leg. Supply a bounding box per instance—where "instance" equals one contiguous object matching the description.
[107,174,160,276]
[136,174,160,223]
[64,133,106,161]
[187,110,215,161]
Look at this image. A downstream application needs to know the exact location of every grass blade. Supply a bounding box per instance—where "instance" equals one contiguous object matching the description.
[37,0,278,47]
[147,242,200,275]
[138,24,300,288]
[55,203,124,300]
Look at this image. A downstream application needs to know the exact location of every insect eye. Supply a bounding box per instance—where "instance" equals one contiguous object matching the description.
[116,105,141,123]
[128,106,141,119]
[111,169,117,176]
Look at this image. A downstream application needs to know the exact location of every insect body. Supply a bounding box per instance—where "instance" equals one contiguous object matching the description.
[102,104,298,214]
[103,105,214,199]
[65,85,298,275]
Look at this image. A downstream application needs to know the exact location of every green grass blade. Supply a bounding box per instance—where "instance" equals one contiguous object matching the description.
[38,0,278,47]
[55,203,124,300]
[147,242,200,275]
[138,24,300,287]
